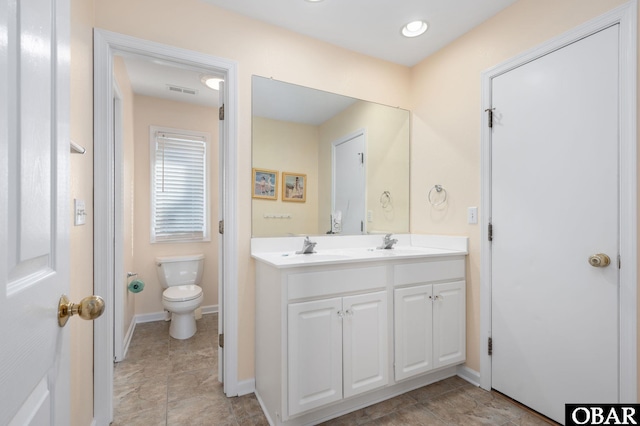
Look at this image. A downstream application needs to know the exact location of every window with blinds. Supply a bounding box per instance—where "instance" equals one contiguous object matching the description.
[150,127,210,243]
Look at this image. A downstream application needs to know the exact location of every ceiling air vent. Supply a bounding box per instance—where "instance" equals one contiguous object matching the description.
[166,84,198,96]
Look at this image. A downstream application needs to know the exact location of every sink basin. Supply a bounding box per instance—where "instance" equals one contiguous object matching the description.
[281,253,351,262]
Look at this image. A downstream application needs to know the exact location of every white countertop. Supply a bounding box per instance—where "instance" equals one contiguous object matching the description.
[251,234,468,268]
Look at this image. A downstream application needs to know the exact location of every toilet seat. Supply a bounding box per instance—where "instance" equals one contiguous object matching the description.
[163,285,203,302]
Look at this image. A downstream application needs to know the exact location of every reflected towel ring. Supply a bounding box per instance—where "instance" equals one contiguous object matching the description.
[428,185,447,206]
[380,191,392,208]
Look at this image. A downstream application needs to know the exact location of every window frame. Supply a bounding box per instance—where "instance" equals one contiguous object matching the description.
[149,125,211,243]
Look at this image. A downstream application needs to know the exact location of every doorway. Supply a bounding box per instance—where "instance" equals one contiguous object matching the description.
[332,130,366,234]
[93,29,240,425]
[479,3,637,421]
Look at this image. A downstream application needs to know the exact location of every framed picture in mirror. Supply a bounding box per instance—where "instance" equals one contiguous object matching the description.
[252,168,278,200]
[282,172,306,202]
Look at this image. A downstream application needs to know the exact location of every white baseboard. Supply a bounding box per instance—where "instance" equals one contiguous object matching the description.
[120,317,136,361]
[237,378,256,396]
[135,304,219,323]
[202,304,219,315]
[136,311,169,323]
[457,365,481,387]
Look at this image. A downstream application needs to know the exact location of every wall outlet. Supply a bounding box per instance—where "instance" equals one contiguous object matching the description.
[467,207,478,224]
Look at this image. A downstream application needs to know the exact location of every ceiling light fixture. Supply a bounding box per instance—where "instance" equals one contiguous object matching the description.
[305,0,324,2]
[402,20,428,38]
[200,75,224,90]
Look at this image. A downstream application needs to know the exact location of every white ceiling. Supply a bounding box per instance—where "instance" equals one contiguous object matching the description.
[252,76,357,125]
[121,0,520,114]
[202,0,518,67]
[120,54,221,108]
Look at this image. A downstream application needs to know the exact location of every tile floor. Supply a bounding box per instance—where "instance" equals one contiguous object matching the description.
[112,314,557,425]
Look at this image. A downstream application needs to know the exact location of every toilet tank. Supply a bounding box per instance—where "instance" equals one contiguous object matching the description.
[155,254,204,288]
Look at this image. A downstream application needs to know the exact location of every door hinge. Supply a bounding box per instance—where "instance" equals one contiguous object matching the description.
[359,152,364,164]
[485,108,495,128]
[218,333,224,348]
[488,337,493,356]
[618,254,621,269]
[218,220,224,234]
[219,104,225,120]
[488,223,493,241]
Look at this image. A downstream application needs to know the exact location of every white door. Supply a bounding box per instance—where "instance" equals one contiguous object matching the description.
[0,0,71,424]
[332,132,366,234]
[394,285,433,381]
[432,281,465,368]
[343,291,388,398]
[288,297,343,416]
[491,25,619,423]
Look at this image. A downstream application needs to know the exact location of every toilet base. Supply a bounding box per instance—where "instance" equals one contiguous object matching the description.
[169,311,197,340]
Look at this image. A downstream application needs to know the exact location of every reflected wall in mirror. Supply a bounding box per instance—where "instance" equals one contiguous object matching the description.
[252,76,410,237]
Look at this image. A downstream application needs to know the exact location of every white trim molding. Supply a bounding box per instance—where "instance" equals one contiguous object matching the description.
[479,0,637,402]
[457,365,480,387]
[134,306,219,324]
[236,378,257,397]
[93,29,239,426]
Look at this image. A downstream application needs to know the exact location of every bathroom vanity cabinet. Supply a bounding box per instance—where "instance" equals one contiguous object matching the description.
[288,290,388,416]
[253,238,466,426]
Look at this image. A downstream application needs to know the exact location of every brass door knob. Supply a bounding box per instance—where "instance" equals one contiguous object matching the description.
[588,253,611,268]
[58,294,105,327]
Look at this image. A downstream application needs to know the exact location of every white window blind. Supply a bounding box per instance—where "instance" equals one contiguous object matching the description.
[151,129,209,243]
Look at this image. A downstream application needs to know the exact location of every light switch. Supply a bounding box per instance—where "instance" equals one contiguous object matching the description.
[467,207,478,224]
[367,210,373,222]
[74,199,86,226]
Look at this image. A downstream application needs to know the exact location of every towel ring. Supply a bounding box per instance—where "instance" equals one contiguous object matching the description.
[380,191,392,208]
[428,185,447,206]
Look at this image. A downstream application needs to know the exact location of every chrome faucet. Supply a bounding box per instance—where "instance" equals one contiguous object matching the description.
[296,236,317,254]
[378,233,398,250]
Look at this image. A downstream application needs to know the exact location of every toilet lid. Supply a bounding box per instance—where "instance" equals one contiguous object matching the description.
[163,285,203,302]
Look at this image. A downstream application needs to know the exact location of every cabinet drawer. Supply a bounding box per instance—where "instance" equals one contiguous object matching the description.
[288,266,387,300]
[394,259,465,286]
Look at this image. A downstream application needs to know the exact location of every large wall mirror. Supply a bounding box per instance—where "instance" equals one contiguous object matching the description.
[251,76,410,237]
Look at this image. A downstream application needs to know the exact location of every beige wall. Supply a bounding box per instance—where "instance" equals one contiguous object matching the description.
[113,56,137,343]
[133,95,219,315]
[318,101,410,235]
[409,0,631,378]
[95,0,411,380]
[69,0,95,424]
[252,117,320,237]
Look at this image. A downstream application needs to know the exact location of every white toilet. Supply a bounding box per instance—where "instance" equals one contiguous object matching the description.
[155,254,204,340]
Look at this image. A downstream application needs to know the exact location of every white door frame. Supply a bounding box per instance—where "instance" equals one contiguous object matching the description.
[112,80,127,363]
[93,29,240,424]
[479,1,637,402]
[331,128,367,234]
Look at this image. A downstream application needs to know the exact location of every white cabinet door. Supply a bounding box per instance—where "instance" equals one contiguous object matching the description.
[394,285,433,381]
[343,291,388,398]
[433,281,465,368]
[288,297,343,416]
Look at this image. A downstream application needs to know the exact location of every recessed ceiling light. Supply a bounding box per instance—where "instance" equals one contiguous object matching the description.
[305,0,324,2]
[402,20,428,38]
[200,75,224,90]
